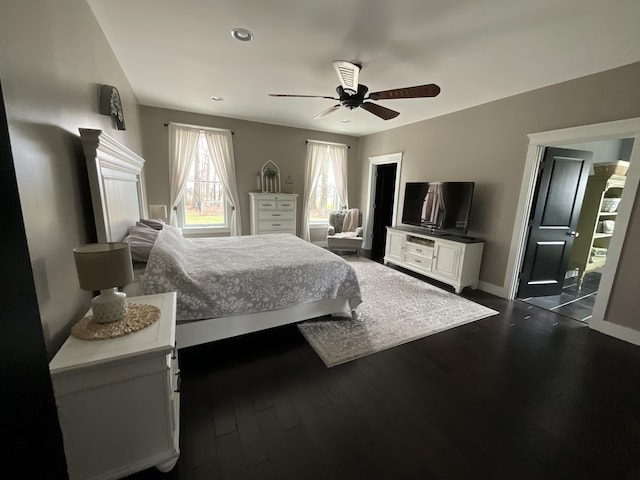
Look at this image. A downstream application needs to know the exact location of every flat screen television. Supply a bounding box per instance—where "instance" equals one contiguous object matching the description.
[401,181,475,235]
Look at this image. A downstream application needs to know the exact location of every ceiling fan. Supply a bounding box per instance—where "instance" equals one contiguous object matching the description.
[269,60,441,121]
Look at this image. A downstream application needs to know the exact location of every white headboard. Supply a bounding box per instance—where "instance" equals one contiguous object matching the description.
[79,129,146,242]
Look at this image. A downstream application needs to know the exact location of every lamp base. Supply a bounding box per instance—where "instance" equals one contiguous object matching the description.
[92,288,128,323]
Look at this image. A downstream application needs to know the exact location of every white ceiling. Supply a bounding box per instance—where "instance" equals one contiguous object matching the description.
[88,0,640,137]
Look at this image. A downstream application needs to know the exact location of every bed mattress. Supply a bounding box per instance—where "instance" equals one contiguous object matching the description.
[141,226,362,322]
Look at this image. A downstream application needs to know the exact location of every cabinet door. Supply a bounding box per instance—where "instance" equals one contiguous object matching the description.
[433,242,461,280]
[385,231,405,262]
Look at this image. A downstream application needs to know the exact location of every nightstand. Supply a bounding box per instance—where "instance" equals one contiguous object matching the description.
[50,292,180,480]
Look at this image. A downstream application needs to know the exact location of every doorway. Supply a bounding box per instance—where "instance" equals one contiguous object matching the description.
[364,152,402,260]
[517,138,635,323]
[370,163,397,260]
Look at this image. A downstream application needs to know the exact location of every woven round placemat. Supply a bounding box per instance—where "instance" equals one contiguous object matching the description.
[71,304,161,341]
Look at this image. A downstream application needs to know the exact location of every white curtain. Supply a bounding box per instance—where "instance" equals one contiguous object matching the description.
[301,141,330,241]
[330,144,349,209]
[168,124,200,226]
[203,130,242,236]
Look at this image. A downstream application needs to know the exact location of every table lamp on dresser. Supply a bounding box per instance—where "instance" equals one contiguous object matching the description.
[148,204,168,222]
[73,242,134,323]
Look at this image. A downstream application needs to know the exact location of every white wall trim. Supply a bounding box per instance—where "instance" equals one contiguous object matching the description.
[504,117,640,343]
[589,320,640,347]
[363,152,403,250]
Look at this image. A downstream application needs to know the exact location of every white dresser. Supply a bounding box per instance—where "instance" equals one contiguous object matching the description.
[50,293,180,480]
[249,192,298,235]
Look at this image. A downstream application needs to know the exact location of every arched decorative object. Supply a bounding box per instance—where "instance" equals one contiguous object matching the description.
[99,85,126,130]
[261,160,281,193]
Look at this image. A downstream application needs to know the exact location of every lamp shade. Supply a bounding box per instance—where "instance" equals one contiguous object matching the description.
[148,204,167,220]
[73,242,134,291]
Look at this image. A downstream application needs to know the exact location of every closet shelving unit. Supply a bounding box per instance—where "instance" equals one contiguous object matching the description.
[569,173,626,289]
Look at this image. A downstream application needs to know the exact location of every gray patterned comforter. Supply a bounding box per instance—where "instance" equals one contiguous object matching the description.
[141,226,362,322]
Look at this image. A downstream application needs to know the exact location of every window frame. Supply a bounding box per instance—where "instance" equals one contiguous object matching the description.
[308,154,342,226]
[176,132,230,234]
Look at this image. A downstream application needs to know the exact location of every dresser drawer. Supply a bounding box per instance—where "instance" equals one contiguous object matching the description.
[406,242,434,259]
[259,220,294,232]
[257,200,277,209]
[276,199,295,210]
[405,252,432,272]
[258,210,294,221]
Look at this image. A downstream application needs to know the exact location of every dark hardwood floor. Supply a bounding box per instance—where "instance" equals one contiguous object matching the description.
[126,273,640,480]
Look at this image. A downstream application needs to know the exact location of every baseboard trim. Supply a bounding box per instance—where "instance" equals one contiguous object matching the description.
[477,280,507,298]
[589,319,640,347]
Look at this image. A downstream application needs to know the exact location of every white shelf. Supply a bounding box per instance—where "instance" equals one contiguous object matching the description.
[569,173,625,289]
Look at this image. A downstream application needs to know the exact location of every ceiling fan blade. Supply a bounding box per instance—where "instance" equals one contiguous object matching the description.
[360,102,400,120]
[332,60,360,96]
[313,104,341,120]
[269,93,338,99]
[369,84,441,100]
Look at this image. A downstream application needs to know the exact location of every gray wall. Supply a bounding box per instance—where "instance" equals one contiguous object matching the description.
[607,192,640,329]
[0,0,144,355]
[140,106,359,241]
[357,62,640,290]
[357,61,640,333]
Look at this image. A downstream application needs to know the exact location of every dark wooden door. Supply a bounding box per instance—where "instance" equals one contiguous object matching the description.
[0,79,68,477]
[371,163,397,260]
[518,147,593,298]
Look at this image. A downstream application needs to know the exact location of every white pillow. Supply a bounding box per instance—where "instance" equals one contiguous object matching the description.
[124,225,160,262]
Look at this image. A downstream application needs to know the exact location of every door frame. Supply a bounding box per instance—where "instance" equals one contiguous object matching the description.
[364,152,402,250]
[506,117,640,330]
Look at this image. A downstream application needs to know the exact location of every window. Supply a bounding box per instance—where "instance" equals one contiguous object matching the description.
[301,140,348,241]
[178,132,230,231]
[309,157,341,224]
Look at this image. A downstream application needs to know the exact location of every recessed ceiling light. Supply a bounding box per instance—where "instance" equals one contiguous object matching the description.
[210,96,224,101]
[231,28,253,42]
[342,119,351,124]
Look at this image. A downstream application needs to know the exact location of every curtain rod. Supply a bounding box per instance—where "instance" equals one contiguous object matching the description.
[306,139,350,149]
[163,122,234,135]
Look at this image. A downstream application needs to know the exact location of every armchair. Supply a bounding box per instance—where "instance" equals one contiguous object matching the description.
[327,209,363,255]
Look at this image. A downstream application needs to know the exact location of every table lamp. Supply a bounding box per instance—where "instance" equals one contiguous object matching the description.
[73,242,135,323]
[148,204,168,221]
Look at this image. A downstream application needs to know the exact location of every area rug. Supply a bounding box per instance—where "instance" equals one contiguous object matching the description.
[298,257,498,367]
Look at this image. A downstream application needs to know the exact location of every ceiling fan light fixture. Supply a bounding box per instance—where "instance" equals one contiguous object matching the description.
[333,60,360,96]
[231,28,253,42]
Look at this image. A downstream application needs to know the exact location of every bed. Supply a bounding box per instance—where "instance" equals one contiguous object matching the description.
[79,128,361,349]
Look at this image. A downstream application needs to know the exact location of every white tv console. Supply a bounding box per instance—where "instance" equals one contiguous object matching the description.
[384,226,484,293]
